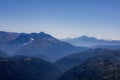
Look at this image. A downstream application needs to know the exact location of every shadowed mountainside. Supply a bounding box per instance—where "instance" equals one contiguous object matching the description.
[58,52,120,80]
[0,56,61,80]
[55,48,120,72]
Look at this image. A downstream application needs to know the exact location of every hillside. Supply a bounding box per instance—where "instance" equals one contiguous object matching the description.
[58,60,120,80]
[58,53,120,80]
[55,48,120,72]
[0,56,61,80]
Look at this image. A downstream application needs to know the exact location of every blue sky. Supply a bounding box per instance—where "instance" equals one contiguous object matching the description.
[0,0,120,40]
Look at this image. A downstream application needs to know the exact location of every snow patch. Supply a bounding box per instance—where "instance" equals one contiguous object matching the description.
[22,38,34,46]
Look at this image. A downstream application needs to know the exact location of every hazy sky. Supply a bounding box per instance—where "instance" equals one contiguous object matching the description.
[0,0,120,40]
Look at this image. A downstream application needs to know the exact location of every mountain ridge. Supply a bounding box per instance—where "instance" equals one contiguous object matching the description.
[0,55,61,80]
[54,48,120,72]
[58,49,120,80]
[62,35,120,47]
[0,31,88,62]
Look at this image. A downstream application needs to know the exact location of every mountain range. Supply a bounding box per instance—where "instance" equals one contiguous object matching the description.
[0,31,87,62]
[1,31,120,80]
[62,35,120,47]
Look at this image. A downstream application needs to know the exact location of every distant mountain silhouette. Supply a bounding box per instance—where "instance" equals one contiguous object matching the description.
[62,35,120,47]
[0,31,88,62]
[55,48,120,72]
[0,56,61,80]
[58,49,120,80]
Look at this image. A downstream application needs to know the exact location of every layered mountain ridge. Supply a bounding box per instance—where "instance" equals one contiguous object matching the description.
[0,31,87,62]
